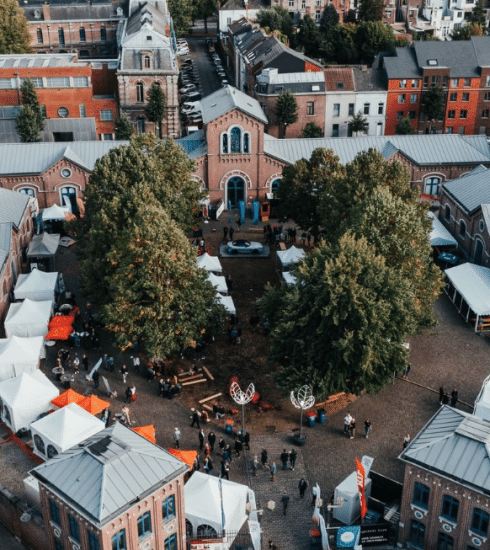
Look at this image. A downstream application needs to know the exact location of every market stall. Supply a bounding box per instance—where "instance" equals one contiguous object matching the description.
[207,273,228,294]
[276,245,306,272]
[27,233,60,270]
[428,212,458,248]
[4,299,52,338]
[216,293,236,315]
[197,253,223,273]
[0,335,45,382]
[282,272,297,285]
[14,269,59,302]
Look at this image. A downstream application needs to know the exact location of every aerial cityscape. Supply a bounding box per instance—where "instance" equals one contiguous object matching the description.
[0,0,490,548]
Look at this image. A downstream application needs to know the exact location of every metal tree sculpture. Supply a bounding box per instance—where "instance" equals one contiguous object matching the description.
[290,385,315,440]
[230,381,255,436]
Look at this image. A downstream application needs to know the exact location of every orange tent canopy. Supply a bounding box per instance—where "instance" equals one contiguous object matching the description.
[133,425,156,444]
[48,315,74,328]
[45,325,73,340]
[168,449,198,467]
[51,389,85,408]
[79,394,110,416]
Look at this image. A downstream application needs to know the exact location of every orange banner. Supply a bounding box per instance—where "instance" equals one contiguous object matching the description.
[355,457,368,520]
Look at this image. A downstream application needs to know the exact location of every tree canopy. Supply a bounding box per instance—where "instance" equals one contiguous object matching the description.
[275,90,298,138]
[145,82,167,139]
[15,78,44,142]
[256,6,293,41]
[424,84,445,129]
[395,117,415,135]
[357,0,385,21]
[115,114,135,140]
[0,0,32,54]
[168,0,192,36]
[302,122,323,138]
[296,15,321,57]
[348,111,368,135]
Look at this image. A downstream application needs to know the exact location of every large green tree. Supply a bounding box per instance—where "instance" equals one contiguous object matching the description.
[0,0,32,54]
[355,21,397,62]
[302,122,323,138]
[471,0,486,26]
[348,111,368,136]
[168,0,192,36]
[115,114,134,140]
[395,117,415,135]
[275,90,298,138]
[424,84,445,132]
[145,82,167,139]
[357,0,385,22]
[15,78,44,142]
[319,4,339,42]
[256,6,293,40]
[296,15,321,57]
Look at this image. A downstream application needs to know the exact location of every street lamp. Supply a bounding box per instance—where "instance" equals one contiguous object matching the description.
[290,385,315,443]
[230,381,255,437]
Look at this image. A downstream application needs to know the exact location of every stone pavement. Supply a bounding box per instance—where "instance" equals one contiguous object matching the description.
[0,522,29,550]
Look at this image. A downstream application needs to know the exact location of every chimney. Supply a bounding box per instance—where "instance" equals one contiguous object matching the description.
[42,3,50,20]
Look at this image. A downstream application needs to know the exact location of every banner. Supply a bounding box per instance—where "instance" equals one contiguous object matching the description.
[252,201,260,225]
[355,457,368,520]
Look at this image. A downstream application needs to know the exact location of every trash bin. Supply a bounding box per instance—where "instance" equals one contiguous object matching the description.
[307,411,316,428]
[225,419,234,434]
[310,529,321,549]
[317,409,326,424]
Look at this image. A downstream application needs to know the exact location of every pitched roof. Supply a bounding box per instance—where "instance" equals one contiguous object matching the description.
[472,36,490,67]
[400,406,490,497]
[0,222,11,274]
[352,66,386,92]
[324,68,354,92]
[383,47,420,80]
[0,188,30,229]
[31,422,188,526]
[201,86,268,125]
[442,164,490,214]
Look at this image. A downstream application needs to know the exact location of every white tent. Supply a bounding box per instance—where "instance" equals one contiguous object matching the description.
[0,335,45,382]
[0,370,58,432]
[30,402,105,459]
[27,233,60,258]
[4,299,52,338]
[14,269,58,301]
[428,212,457,247]
[217,293,236,315]
[445,263,490,316]
[474,374,490,421]
[208,272,227,294]
[277,245,306,269]
[197,253,223,273]
[185,472,250,542]
[41,204,70,221]
[282,272,297,285]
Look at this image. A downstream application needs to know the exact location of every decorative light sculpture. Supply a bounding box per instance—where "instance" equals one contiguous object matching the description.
[230,381,255,437]
[290,385,315,440]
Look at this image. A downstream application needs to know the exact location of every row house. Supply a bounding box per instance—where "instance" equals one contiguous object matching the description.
[0,54,117,142]
[383,37,490,136]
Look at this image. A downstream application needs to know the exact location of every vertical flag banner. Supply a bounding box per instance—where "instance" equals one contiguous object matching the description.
[227,200,232,225]
[355,457,368,520]
[239,200,246,225]
[252,201,260,225]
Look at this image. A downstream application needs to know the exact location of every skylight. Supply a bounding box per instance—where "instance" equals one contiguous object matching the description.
[427,59,438,66]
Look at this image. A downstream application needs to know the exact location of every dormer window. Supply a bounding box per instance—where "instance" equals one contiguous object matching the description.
[427,59,438,66]
[140,51,153,70]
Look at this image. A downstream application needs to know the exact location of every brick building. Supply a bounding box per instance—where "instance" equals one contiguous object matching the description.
[383,37,490,136]
[398,406,490,550]
[30,422,188,550]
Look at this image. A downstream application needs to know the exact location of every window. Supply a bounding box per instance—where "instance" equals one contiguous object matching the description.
[408,520,425,549]
[47,77,70,88]
[471,508,489,536]
[437,533,454,550]
[61,168,71,178]
[332,124,339,137]
[446,126,453,134]
[162,495,175,522]
[412,79,420,87]
[445,205,451,222]
[400,79,407,88]
[423,76,429,88]
[458,126,465,134]
[101,27,107,41]
[0,106,20,119]
[164,534,177,550]
[34,434,45,454]
[144,55,151,69]
[432,76,441,85]
[363,103,370,115]
[136,82,144,102]
[88,532,100,550]
[37,29,43,44]
[19,187,35,197]
[73,77,89,87]
[410,94,417,104]
[58,107,69,118]
[409,110,416,120]
[464,78,471,86]
[450,92,457,101]
[441,495,459,522]
[58,28,65,46]
[337,82,344,89]
[243,133,249,153]
[483,110,489,118]
[333,103,340,117]
[231,127,241,152]
[111,529,126,550]
[222,134,228,153]
[0,79,13,89]
[54,540,64,550]
[424,176,441,196]
[443,76,448,88]
[448,110,455,119]
[451,78,458,87]
[49,500,61,526]
[396,111,404,120]
[68,515,80,542]
[137,511,152,539]
[378,103,384,114]
[80,105,86,117]
[21,77,43,88]
[79,28,86,42]
[348,103,354,116]
[222,127,250,154]
[398,94,406,104]
[460,110,467,119]
[100,110,113,121]
[485,92,490,101]
[315,10,321,20]
[301,0,306,8]
[462,92,469,101]
[289,0,294,6]
[307,102,315,116]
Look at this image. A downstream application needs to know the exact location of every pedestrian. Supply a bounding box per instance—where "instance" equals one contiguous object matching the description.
[132,355,140,374]
[252,455,259,477]
[289,449,297,471]
[298,478,308,498]
[204,456,214,475]
[223,226,228,241]
[243,432,250,450]
[439,386,444,404]
[221,460,230,480]
[223,444,232,463]
[82,354,89,371]
[343,412,352,435]
[190,408,201,428]
[193,454,201,471]
[121,364,128,384]
[281,490,290,515]
[204,443,211,458]
[403,433,411,449]
[478,317,484,337]
[270,461,276,482]
[261,449,268,467]
[451,389,459,407]
[208,431,216,451]
[125,384,135,403]
[349,417,356,439]
[107,356,114,372]
[92,369,100,389]
[218,436,225,454]
[364,419,372,439]
[198,429,205,450]
[234,436,243,458]
[403,363,411,379]
[174,427,181,448]
[280,449,289,471]
[237,217,242,232]
[72,355,80,373]
[121,406,131,425]
[442,392,449,405]
[311,484,319,506]
[101,408,111,426]
[229,226,234,241]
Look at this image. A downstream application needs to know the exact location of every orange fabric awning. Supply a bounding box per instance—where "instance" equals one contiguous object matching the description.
[45,325,73,340]
[133,425,156,443]
[48,315,74,328]
[51,389,85,408]
[79,394,110,416]
[168,449,198,467]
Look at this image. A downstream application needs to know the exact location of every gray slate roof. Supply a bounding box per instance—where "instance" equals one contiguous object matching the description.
[263,134,490,167]
[0,54,85,69]
[442,164,490,214]
[201,86,268,125]
[21,0,126,22]
[120,47,175,71]
[473,36,490,67]
[400,406,490,497]
[383,47,421,80]
[0,222,12,275]
[0,188,30,229]
[31,422,188,526]
[125,2,168,38]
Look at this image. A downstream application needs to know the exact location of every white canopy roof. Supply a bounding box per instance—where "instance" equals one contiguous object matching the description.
[14,269,58,301]
[445,263,490,316]
[428,212,457,247]
[197,253,223,273]
[282,272,297,285]
[217,293,236,315]
[42,204,70,221]
[208,272,227,294]
[474,374,490,422]
[277,245,306,268]
[0,335,44,382]
[4,299,52,338]
[185,471,249,540]
[30,402,105,459]
[27,233,60,257]
[0,370,58,432]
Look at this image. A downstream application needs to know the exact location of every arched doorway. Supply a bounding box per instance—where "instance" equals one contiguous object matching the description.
[227,176,245,208]
[197,524,218,539]
[474,239,484,265]
[271,179,281,195]
[60,186,79,214]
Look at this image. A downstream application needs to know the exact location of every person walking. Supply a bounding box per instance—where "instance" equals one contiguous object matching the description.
[223,444,232,463]
[72,355,80,373]
[101,408,111,427]
[343,413,352,435]
[403,433,411,449]
[281,491,290,515]
[349,417,356,439]
[234,436,243,458]
[243,432,250,450]
[174,427,181,448]
[280,449,289,471]
[289,449,297,471]
[252,455,259,477]
[218,436,225,455]
[208,431,216,452]
[193,454,201,471]
[439,386,444,404]
[451,389,459,407]
[270,461,276,482]
[125,385,134,403]
[364,419,372,439]
[120,364,128,384]
[261,449,268,467]
[198,429,205,450]
[220,460,230,480]
[298,478,308,498]
[403,363,411,379]
[92,369,100,389]
[442,392,449,405]
[191,408,200,428]
[204,443,211,458]
[204,456,214,475]
[82,354,89,372]
[223,226,228,242]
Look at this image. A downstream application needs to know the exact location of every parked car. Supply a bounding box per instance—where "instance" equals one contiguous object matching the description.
[227,240,263,254]
[177,47,190,56]
[181,92,201,102]
[179,84,197,94]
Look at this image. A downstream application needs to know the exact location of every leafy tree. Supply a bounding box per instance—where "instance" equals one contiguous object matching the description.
[348,111,368,135]
[357,0,385,22]
[256,6,293,41]
[424,84,444,132]
[259,233,417,398]
[275,90,298,138]
[321,23,358,63]
[145,82,168,139]
[395,117,415,135]
[451,22,485,40]
[302,122,323,138]
[168,0,192,36]
[115,114,134,140]
[193,0,216,32]
[0,0,32,54]
[471,0,486,26]
[15,78,44,142]
[355,21,397,62]
[296,15,321,57]
[319,4,339,42]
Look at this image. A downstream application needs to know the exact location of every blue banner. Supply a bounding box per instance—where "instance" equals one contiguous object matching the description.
[252,201,260,225]
[227,200,232,225]
[239,201,246,225]
[337,526,360,548]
